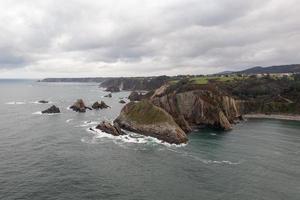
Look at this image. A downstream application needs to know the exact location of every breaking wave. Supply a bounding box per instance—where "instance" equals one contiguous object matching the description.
[6,101,26,105]
[84,127,187,148]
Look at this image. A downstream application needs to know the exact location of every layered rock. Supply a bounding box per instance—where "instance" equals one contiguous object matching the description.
[95,121,125,136]
[70,99,92,113]
[42,105,60,114]
[114,100,188,144]
[150,84,241,131]
[92,101,110,109]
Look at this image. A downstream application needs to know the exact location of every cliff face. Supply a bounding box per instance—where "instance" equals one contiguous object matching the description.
[114,100,188,144]
[100,76,169,91]
[150,85,241,131]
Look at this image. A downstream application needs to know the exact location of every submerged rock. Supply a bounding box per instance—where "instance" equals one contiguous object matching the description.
[119,100,126,104]
[114,100,188,144]
[105,86,120,93]
[92,101,110,109]
[42,105,60,114]
[96,121,125,136]
[38,100,49,104]
[70,99,92,113]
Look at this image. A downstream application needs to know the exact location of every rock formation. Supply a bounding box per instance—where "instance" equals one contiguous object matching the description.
[38,100,49,104]
[95,121,125,136]
[100,76,170,91]
[105,86,120,93]
[70,99,92,113]
[150,83,242,131]
[114,100,188,144]
[128,91,144,101]
[42,105,60,114]
[92,101,110,109]
[119,100,126,104]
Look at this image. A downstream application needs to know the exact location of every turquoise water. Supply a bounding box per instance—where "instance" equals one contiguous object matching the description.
[0,80,299,200]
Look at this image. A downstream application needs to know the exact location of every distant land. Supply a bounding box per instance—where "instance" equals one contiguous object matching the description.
[40,64,300,83]
[217,64,300,75]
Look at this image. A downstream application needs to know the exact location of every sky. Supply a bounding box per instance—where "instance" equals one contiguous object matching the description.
[0,0,299,78]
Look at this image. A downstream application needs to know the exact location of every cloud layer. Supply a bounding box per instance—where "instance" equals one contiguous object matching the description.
[0,0,299,78]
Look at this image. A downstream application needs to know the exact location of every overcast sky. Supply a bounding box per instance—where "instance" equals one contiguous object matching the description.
[0,0,299,78]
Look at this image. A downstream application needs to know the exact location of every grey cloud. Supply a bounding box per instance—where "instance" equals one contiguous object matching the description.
[0,0,299,77]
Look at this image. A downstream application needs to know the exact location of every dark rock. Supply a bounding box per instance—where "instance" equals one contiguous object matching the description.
[114,100,188,144]
[38,100,49,104]
[119,100,126,104]
[104,93,112,98]
[42,105,60,114]
[96,121,125,136]
[238,115,244,121]
[70,99,91,113]
[92,101,110,109]
[105,86,120,93]
[128,91,145,101]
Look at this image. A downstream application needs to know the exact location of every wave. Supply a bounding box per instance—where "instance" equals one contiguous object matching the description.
[79,121,99,127]
[168,148,241,165]
[5,101,26,105]
[32,111,42,115]
[85,127,187,147]
[32,111,60,116]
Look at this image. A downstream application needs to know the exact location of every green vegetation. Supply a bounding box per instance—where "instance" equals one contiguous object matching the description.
[190,75,246,85]
[125,100,175,125]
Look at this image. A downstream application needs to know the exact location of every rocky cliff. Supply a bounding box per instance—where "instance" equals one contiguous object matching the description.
[150,82,242,131]
[100,76,170,91]
[114,100,188,144]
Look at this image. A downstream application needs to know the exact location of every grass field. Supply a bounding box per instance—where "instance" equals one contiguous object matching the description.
[190,76,245,85]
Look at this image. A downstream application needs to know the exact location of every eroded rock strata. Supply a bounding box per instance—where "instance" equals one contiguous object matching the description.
[150,83,241,131]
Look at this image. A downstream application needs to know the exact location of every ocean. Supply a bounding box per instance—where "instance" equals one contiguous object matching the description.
[0,79,299,200]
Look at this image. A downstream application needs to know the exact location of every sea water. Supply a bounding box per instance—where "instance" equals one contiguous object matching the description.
[0,80,299,200]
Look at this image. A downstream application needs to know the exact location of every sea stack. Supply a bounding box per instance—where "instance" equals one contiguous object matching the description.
[42,105,60,114]
[92,101,110,109]
[70,99,92,113]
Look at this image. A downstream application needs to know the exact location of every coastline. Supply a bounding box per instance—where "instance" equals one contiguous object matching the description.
[244,114,300,122]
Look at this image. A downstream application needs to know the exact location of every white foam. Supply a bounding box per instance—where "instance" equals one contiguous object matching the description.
[79,121,99,127]
[66,119,73,123]
[6,101,26,105]
[32,111,61,116]
[167,149,241,165]
[32,111,42,115]
[86,127,187,147]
